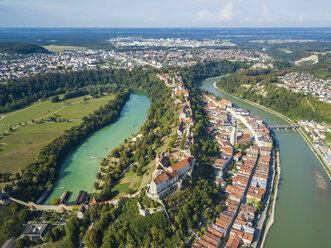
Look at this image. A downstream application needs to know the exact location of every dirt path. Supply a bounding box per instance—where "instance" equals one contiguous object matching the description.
[306,97,315,113]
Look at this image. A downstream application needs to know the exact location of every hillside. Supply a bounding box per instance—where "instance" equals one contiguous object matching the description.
[216,69,331,125]
[0,42,49,54]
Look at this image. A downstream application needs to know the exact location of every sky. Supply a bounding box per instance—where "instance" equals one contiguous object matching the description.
[0,0,330,27]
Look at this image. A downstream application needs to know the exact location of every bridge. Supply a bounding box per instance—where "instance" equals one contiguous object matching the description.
[268,125,299,130]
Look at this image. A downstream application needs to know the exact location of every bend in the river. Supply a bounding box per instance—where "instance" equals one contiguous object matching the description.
[46,90,150,204]
[200,77,331,248]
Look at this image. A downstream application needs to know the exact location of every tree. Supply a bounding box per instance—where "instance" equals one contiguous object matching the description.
[51,198,61,206]
[84,229,101,248]
[136,166,143,176]
[65,217,80,248]
[16,236,30,248]
[131,164,137,172]
[18,208,31,222]
[51,95,60,103]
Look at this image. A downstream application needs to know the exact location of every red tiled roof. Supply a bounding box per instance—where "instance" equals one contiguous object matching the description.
[171,159,190,171]
[153,172,169,185]
[225,234,241,248]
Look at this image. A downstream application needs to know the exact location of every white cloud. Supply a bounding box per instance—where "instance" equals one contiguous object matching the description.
[197,2,233,22]
[297,14,304,22]
[258,5,273,23]
[241,17,252,22]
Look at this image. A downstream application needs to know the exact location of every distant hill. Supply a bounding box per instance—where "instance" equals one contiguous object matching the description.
[0,42,49,54]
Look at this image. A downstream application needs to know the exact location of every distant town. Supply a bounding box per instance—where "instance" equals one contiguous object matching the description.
[0,45,271,81]
[109,37,236,48]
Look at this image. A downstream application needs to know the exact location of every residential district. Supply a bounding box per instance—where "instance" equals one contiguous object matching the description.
[0,45,270,81]
[277,72,331,103]
[191,92,275,248]
[300,120,331,171]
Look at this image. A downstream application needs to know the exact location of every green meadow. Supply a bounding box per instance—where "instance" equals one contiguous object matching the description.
[0,94,115,173]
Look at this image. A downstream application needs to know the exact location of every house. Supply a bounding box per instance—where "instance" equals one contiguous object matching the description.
[237,134,251,144]
[208,102,217,110]
[20,224,50,240]
[168,158,194,177]
[225,234,242,248]
[77,205,89,219]
[150,172,172,195]
[242,232,254,246]
[247,186,266,203]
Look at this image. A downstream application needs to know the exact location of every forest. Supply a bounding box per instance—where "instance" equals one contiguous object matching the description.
[0,42,49,54]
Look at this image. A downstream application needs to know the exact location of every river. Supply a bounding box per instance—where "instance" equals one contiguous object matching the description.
[45,90,150,204]
[200,77,331,248]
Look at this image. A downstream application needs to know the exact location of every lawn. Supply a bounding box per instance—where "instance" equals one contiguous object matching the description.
[0,122,75,173]
[0,94,115,173]
[43,45,86,52]
[112,182,131,198]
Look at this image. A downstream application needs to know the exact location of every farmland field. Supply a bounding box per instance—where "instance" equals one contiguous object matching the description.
[43,45,86,52]
[0,94,115,173]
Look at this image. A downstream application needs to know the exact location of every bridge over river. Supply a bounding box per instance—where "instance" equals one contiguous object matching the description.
[268,125,299,130]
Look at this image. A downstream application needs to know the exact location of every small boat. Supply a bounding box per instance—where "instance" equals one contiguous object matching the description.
[60,187,65,189]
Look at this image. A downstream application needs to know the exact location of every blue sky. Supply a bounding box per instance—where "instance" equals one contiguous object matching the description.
[0,0,330,27]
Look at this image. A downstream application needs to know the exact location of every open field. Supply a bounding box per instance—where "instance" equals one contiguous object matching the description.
[0,94,115,173]
[43,45,86,52]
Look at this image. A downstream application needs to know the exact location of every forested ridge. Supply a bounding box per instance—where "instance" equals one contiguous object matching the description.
[0,42,49,54]
[0,68,159,113]
[216,69,331,124]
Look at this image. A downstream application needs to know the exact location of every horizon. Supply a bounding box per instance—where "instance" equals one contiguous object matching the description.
[0,0,330,28]
[1,27,331,29]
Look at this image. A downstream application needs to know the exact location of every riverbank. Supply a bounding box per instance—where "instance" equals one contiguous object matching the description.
[213,82,331,181]
[258,148,281,248]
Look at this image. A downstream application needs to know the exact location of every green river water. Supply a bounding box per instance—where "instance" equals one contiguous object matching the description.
[201,77,331,248]
[45,90,150,204]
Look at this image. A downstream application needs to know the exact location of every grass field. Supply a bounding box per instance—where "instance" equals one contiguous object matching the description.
[0,94,115,173]
[43,45,86,52]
